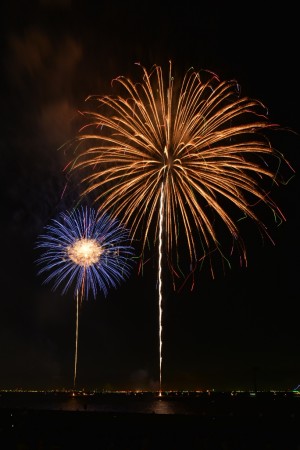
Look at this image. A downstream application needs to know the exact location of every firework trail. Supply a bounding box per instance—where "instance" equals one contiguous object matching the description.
[35,205,135,388]
[69,62,293,392]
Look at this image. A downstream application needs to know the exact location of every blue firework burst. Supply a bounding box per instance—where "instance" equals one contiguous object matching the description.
[35,206,135,299]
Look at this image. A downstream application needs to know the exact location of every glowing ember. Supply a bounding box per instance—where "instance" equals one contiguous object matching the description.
[68,238,102,267]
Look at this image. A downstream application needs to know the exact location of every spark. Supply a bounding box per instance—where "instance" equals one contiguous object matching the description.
[158,182,164,392]
[68,238,102,267]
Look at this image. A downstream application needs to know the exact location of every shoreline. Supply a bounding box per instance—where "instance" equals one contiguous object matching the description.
[1,393,300,449]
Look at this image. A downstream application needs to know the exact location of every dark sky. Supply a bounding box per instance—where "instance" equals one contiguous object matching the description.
[1,0,299,392]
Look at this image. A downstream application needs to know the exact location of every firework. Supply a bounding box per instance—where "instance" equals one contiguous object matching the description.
[70,62,293,391]
[35,205,135,387]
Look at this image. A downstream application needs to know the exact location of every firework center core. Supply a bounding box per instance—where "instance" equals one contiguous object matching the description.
[67,238,102,267]
[163,145,174,170]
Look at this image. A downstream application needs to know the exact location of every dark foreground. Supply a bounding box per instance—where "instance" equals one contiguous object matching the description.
[1,392,299,449]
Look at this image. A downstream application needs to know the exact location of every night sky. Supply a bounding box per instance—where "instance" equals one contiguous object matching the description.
[1,1,299,392]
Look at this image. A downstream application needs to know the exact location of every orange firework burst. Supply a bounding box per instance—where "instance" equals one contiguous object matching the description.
[68,61,294,392]
[69,61,292,284]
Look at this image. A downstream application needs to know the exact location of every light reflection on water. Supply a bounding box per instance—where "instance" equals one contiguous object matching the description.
[1,391,298,417]
[60,396,181,414]
[0,392,192,414]
[149,399,177,414]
